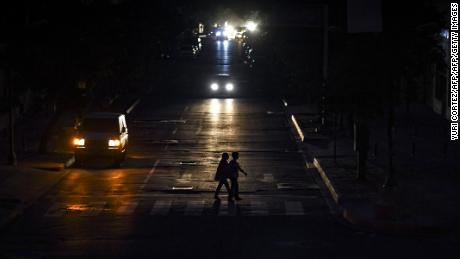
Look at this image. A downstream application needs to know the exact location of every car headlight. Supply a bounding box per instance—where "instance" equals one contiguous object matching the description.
[108,139,121,147]
[73,138,85,146]
[225,83,234,91]
[210,83,219,91]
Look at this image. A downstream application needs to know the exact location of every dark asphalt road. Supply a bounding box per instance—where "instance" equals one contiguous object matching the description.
[0,38,457,258]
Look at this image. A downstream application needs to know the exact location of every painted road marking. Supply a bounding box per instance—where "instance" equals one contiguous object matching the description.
[285,201,304,215]
[150,200,172,215]
[116,202,139,215]
[195,126,202,135]
[172,128,178,135]
[81,202,107,217]
[184,200,205,216]
[140,160,160,190]
[262,173,274,182]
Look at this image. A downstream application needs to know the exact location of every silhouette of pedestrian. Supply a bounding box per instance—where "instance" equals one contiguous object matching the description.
[214,152,231,200]
[228,152,247,201]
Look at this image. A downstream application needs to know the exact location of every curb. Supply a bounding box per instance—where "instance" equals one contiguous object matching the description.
[290,115,305,142]
[282,98,447,236]
[0,207,24,230]
[313,158,340,204]
[27,155,75,171]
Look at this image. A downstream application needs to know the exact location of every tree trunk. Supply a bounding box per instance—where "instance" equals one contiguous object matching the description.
[356,117,369,180]
[384,81,396,188]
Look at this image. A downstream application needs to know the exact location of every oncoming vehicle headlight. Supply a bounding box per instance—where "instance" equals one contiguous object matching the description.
[108,139,121,147]
[225,83,234,91]
[210,83,219,91]
[73,138,85,146]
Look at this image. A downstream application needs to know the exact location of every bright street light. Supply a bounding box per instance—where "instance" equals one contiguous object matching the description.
[246,21,258,32]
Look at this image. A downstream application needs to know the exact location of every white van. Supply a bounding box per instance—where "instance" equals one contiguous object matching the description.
[73,112,128,167]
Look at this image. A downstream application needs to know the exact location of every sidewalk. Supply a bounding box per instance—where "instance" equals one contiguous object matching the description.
[286,100,460,235]
[0,93,140,229]
[0,164,69,228]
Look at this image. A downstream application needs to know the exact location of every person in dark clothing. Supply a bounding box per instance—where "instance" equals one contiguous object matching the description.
[214,152,231,200]
[228,152,247,201]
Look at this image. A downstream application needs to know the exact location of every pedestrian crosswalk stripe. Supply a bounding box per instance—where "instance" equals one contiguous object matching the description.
[150,200,172,215]
[285,201,304,215]
[184,200,205,216]
[116,201,139,215]
[81,202,107,217]
[43,200,314,217]
[249,201,268,216]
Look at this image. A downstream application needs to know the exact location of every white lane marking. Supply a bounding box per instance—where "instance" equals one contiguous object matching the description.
[262,174,274,182]
[126,99,141,114]
[172,128,178,135]
[140,160,160,190]
[195,126,202,135]
[81,202,107,217]
[116,201,139,215]
[285,201,304,216]
[184,200,205,216]
[150,200,172,215]
[250,201,268,216]
[44,203,64,217]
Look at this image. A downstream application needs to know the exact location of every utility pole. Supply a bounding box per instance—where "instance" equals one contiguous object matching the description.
[321,4,329,127]
[383,80,395,189]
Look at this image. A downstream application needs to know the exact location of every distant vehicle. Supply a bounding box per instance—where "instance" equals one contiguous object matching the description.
[73,112,128,167]
[209,74,235,95]
[213,29,228,41]
[235,26,245,39]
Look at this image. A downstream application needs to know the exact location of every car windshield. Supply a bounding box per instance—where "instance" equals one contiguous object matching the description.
[81,118,118,132]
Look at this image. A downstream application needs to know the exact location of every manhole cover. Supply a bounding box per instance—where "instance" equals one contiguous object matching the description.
[180,161,197,165]
[171,186,194,191]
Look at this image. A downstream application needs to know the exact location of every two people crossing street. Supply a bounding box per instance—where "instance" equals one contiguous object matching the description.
[214,152,248,201]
